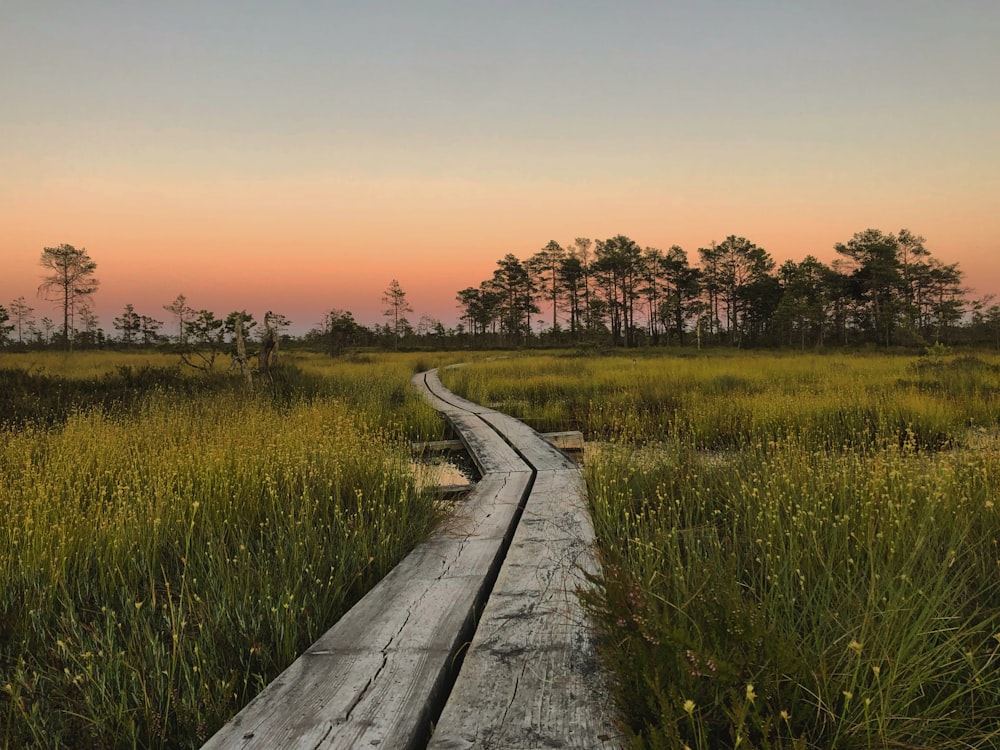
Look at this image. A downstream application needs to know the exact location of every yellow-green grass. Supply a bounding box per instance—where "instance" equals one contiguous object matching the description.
[0,350,185,378]
[0,352,451,747]
[441,350,1000,749]
[441,350,1000,450]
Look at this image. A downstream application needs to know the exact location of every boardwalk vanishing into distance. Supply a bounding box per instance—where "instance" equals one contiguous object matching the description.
[203,369,618,749]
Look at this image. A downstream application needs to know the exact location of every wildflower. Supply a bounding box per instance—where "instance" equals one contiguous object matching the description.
[848,639,863,655]
[683,698,696,715]
[745,683,757,703]
[780,709,791,720]
[842,690,853,702]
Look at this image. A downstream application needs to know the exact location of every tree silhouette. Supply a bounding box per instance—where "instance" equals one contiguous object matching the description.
[113,304,142,346]
[163,294,195,344]
[381,280,413,348]
[8,296,34,345]
[37,244,99,350]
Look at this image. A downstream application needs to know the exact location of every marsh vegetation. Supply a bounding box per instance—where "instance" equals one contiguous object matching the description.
[0,352,446,748]
[5,348,1000,748]
[442,350,1000,749]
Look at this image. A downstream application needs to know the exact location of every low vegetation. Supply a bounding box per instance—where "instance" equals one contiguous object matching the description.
[441,349,1000,749]
[7,347,1000,748]
[0,352,446,748]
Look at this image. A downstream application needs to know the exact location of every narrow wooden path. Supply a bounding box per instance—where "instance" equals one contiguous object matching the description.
[203,369,618,749]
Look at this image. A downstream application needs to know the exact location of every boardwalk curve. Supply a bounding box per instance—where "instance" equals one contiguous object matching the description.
[203,369,618,749]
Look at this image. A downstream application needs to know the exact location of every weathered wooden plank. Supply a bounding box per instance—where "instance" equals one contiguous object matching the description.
[427,636,614,750]
[417,370,578,471]
[543,430,585,453]
[204,581,465,750]
[204,470,533,749]
[516,470,599,549]
[413,431,583,455]
[410,370,472,413]
[412,372,529,476]
[478,411,577,471]
[417,370,492,416]
[445,472,529,539]
[439,410,524,476]
[208,369,617,750]
[429,465,618,748]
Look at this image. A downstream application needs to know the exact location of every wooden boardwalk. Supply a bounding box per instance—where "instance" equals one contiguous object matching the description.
[203,370,618,749]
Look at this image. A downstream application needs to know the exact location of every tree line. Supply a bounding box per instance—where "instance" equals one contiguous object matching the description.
[0,247,438,356]
[455,229,987,349]
[3,233,999,354]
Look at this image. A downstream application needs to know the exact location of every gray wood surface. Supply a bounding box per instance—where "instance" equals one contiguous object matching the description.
[413,430,583,455]
[428,468,617,749]
[203,369,618,749]
[203,449,531,747]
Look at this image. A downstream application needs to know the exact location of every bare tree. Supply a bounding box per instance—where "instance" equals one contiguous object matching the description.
[164,294,195,344]
[9,296,35,345]
[39,317,55,345]
[381,279,413,348]
[38,244,99,350]
[257,311,285,379]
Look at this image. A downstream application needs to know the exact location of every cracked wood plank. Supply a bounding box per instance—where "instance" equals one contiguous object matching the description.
[478,411,578,471]
[429,468,619,749]
[205,368,619,750]
[418,370,492,417]
[412,374,524,476]
[203,468,532,749]
[412,430,583,455]
[416,371,580,473]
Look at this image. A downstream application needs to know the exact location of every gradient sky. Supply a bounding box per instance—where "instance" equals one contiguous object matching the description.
[3,1,999,334]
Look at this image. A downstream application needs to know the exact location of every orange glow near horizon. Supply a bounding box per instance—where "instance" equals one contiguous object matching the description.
[4,4,999,333]
[4,167,1000,334]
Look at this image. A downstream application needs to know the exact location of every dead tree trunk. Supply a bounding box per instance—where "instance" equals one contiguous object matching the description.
[258,313,277,382]
[228,316,253,389]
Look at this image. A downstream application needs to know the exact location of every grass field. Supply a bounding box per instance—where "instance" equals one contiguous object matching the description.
[441,349,1000,749]
[0,351,448,748]
[5,348,1000,749]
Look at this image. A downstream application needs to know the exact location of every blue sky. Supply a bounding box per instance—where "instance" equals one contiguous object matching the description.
[3,1,998,330]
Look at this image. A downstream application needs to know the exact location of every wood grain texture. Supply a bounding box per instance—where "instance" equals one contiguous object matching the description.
[204,369,619,749]
[429,468,618,749]
[203,469,532,749]
[412,430,583,455]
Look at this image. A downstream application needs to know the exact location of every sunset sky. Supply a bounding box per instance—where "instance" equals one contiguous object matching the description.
[3,1,999,334]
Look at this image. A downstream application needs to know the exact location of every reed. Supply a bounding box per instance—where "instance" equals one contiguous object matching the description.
[442,349,1000,749]
[0,352,447,747]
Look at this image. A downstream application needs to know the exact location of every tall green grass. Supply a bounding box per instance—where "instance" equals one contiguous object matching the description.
[441,350,1000,450]
[442,350,1000,749]
[587,438,1000,748]
[0,352,448,748]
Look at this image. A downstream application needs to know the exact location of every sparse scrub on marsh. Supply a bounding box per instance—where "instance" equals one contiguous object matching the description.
[441,351,1000,749]
[0,352,448,748]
